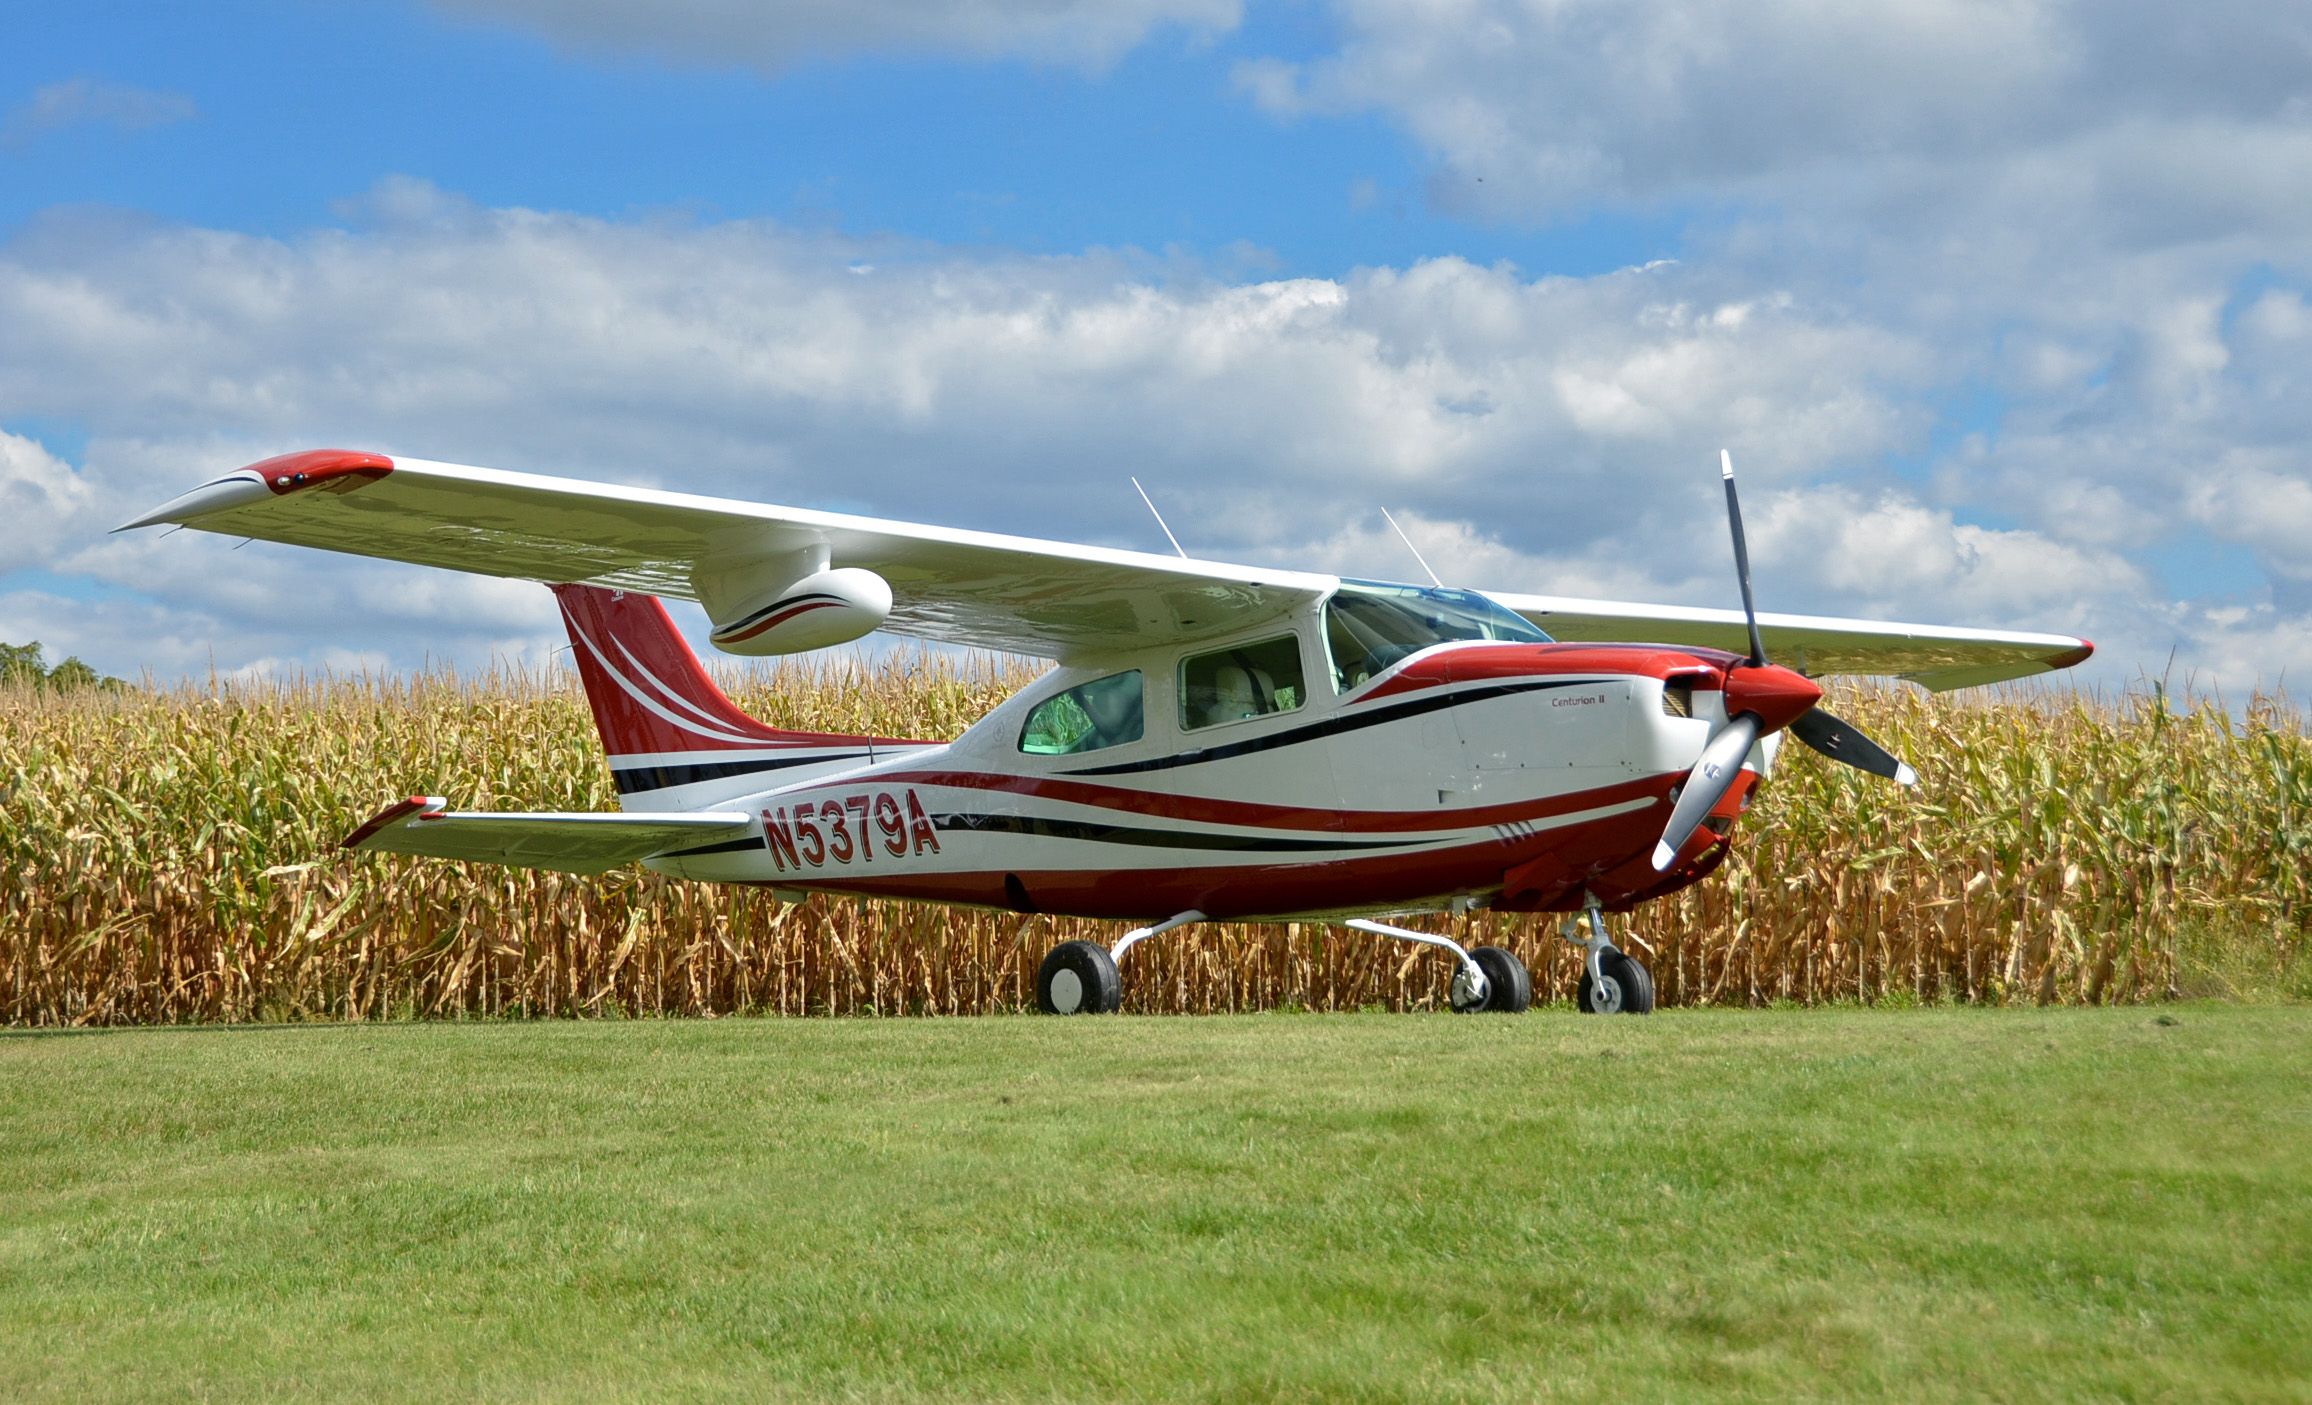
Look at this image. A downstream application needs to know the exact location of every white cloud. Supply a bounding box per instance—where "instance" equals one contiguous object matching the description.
[1238,1,2312,224]
[2,182,2303,694]
[2188,467,2312,586]
[1208,0,2312,696]
[0,430,98,573]
[1746,487,2144,631]
[428,0,1241,71]
[2147,604,2312,703]
[1,78,196,148]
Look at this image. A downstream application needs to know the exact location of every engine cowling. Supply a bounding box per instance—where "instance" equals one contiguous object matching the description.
[706,567,891,656]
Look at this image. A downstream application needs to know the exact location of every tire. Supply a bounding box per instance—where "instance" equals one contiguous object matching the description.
[1036,940,1122,1015]
[1578,949,1654,1015]
[1613,952,1656,1014]
[1467,946,1531,1013]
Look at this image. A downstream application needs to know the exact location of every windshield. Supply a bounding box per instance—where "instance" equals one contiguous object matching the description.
[1323,580,1552,690]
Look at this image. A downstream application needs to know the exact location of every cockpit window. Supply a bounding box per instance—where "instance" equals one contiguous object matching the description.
[1324,580,1552,691]
[1019,671,1145,755]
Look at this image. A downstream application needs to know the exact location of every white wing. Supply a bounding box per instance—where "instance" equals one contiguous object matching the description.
[121,449,1331,662]
[124,448,2092,686]
[1491,592,2093,692]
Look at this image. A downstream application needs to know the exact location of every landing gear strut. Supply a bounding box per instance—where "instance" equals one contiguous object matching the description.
[1563,903,1654,1015]
[1031,909,1533,1014]
[1344,918,1531,1013]
[1035,911,1204,1015]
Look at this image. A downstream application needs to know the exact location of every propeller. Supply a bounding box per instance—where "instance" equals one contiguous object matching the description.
[1651,452,1917,871]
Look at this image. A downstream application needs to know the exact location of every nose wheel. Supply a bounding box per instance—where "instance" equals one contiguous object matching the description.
[1563,906,1654,1015]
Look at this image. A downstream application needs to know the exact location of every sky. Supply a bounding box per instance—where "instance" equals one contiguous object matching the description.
[4,0,2310,696]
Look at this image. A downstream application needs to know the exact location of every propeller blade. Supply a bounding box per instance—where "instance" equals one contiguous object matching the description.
[1652,713,1760,871]
[1720,450,1766,667]
[1791,708,1919,786]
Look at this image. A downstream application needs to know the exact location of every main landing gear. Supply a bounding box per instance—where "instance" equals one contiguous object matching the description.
[1563,904,1655,1015]
[1034,940,1122,1015]
[1031,909,1534,1015]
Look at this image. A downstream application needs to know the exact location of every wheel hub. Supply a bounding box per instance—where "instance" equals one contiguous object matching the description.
[1049,968,1083,1014]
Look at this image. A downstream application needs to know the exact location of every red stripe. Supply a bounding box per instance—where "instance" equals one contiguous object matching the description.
[342,795,434,848]
[815,767,1672,835]
[1358,643,1728,703]
[759,797,1701,920]
[553,584,883,754]
[715,599,842,645]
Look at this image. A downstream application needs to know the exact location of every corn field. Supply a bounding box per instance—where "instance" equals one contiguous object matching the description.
[2,658,2306,1024]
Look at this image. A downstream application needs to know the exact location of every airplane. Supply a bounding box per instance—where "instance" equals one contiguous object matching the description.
[120,448,2092,1016]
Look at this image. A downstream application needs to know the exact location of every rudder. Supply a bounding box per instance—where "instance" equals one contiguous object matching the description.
[550,584,894,807]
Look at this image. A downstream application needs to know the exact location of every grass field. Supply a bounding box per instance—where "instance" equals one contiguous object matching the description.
[4,1006,2306,1402]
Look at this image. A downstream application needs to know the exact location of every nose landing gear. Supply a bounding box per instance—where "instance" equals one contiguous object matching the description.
[1563,904,1654,1015]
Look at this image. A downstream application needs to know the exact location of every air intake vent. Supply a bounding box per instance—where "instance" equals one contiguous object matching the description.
[1661,685,1693,718]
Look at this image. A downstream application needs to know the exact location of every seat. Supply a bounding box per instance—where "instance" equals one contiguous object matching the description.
[1205,664,1271,726]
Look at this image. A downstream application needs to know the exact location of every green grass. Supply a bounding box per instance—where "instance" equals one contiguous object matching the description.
[4,1007,2308,1402]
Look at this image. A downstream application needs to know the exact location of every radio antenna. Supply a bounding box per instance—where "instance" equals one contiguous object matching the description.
[1381,508,1443,587]
[1131,477,1188,558]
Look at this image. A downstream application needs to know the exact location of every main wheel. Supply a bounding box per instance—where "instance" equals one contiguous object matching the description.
[1462,946,1532,1013]
[1036,940,1122,1015]
[1577,949,1655,1015]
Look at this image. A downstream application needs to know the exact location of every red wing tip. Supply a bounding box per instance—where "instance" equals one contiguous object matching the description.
[342,795,443,849]
[2049,640,2095,671]
[243,448,394,497]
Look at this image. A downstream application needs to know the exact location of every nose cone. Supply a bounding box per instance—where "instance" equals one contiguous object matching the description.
[1722,662,1822,734]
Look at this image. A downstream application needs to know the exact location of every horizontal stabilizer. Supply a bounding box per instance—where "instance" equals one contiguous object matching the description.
[343,797,755,874]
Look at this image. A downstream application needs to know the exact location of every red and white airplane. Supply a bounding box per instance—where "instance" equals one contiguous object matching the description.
[123,448,2091,1016]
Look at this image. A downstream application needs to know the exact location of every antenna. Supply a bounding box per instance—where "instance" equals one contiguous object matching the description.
[1131,477,1188,558]
[1380,508,1443,587]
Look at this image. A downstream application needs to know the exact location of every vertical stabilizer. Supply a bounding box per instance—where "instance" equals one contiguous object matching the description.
[550,584,893,807]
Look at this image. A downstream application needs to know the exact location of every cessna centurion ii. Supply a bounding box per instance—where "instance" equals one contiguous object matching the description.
[123,449,2091,1016]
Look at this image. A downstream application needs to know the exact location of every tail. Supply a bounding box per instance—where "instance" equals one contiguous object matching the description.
[551,584,896,808]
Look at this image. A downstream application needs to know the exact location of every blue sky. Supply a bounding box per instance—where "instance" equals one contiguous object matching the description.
[4,0,2310,691]
[7,1,1689,279]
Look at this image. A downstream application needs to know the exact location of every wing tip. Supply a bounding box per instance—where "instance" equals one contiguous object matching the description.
[2049,640,2095,671]
[117,449,395,534]
[344,795,445,849]
[245,448,395,494]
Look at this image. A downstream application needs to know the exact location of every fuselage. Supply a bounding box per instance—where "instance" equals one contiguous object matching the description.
[640,630,1785,922]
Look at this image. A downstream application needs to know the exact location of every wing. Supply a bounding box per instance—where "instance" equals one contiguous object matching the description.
[124,449,2091,687]
[1489,592,2093,692]
[120,449,1332,662]
[343,797,754,875]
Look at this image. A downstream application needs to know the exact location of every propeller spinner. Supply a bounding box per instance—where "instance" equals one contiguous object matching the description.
[1650,452,1918,871]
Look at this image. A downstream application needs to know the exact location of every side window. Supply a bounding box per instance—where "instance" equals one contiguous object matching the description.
[1179,635,1306,731]
[1019,671,1145,755]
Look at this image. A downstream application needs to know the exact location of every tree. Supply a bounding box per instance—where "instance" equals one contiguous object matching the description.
[0,640,121,691]
[0,640,47,687]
